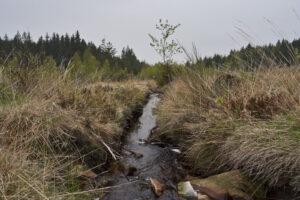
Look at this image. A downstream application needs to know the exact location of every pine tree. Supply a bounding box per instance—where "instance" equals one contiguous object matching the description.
[121,46,141,74]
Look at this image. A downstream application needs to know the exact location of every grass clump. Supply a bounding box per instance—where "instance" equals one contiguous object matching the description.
[155,66,300,192]
[0,66,155,199]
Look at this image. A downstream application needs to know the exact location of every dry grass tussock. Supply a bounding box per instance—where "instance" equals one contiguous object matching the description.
[156,66,300,192]
[0,67,155,199]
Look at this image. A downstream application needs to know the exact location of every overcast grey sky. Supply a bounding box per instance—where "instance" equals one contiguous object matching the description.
[1,0,300,63]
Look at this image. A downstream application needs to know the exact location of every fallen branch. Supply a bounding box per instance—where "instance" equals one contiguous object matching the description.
[100,138,117,161]
[91,131,118,161]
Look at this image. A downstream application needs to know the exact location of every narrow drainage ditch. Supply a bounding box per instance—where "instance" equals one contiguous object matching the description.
[101,93,185,200]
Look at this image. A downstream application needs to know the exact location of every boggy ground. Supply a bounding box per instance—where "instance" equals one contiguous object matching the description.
[1,65,299,200]
[153,67,300,199]
[0,67,156,199]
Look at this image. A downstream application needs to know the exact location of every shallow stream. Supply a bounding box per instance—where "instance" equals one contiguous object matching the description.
[102,93,184,200]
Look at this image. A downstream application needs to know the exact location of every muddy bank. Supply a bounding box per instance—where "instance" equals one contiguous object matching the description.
[99,93,185,200]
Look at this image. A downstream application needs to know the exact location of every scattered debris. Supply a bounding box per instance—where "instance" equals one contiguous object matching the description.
[178,181,198,200]
[150,178,165,197]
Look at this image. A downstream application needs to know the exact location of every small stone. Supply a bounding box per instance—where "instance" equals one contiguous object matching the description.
[178,181,198,200]
[150,178,165,197]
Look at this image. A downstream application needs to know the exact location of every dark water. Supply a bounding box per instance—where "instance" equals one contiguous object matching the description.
[102,93,184,200]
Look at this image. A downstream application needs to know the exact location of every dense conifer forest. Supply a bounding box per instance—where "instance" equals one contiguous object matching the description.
[0,31,146,74]
[1,31,300,73]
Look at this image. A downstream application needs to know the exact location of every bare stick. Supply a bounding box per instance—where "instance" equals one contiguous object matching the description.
[100,139,117,161]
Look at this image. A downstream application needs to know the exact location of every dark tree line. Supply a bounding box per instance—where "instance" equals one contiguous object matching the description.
[0,31,146,74]
[195,38,300,69]
[1,31,300,72]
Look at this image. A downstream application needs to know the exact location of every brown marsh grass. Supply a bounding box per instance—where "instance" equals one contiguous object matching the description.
[155,66,300,192]
[0,67,155,199]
